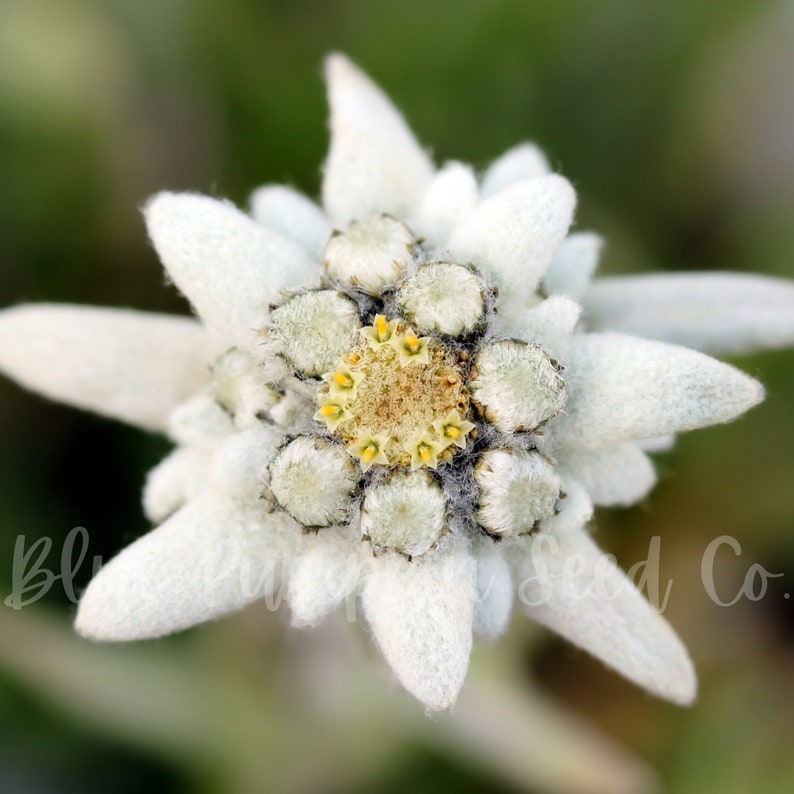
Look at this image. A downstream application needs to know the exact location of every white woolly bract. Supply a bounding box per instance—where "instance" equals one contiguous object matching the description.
[495,294,581,357]
[479,142,550,197]
[543,232,603,301]
[143,445,213,524]
[470,340,566,433]
[362,541,476,711]
[166,393,233,445]
[0,304,213,432]
[584,272,794,356]
[513,527,696,705]
[475,449,561,536]
[472,544,514,641]
[288,530,365,627]
[552,332,765,450]
[76,491,299,641]
[324,215,414,296]
[269,436,357,527]
[638,435,677,453]
[414,161,478,250]
[249,184,331,258]
[145,192,316,349]
[322,53,434,226]
[559,442,656,507]
[396,262,485,337]
[267,290,361,377]
[360,470,447,557]
[212,425,279,501]
[448,174,576,298]
[539,477,594,536]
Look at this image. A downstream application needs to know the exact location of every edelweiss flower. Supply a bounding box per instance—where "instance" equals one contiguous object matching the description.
[2,54,793,713]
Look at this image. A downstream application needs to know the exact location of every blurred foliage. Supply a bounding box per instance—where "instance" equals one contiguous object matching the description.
[0,0,792,792]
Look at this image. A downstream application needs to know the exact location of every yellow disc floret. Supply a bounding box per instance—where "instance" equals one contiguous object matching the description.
[316,316,475,469]
[312,401,351,431]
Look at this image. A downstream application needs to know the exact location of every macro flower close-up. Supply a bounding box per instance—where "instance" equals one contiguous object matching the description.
[2,52,790,720]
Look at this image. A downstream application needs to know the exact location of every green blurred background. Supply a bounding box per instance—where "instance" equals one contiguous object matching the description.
[0,1,792,792]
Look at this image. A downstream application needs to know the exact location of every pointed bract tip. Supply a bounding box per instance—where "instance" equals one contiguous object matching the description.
[142,190,188,224]
[747,376,766,410]
[667,661,698,707]
[324,51,360,83]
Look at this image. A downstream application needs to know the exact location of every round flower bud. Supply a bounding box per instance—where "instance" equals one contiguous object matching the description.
[361,470,447,557]
[475,448,560,535]
[268,290,361,378]
[396,262,485,337]
[269,436,358,527]
[470,340,565,432]
[324,215,415,296]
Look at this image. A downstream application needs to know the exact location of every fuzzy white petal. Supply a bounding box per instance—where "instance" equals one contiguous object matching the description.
[551,333,765,450]
[414,161,478,250]
[472,544,514,641]
[514,527,696,704]
[448,175,576,299]
[75,492,298,641]
[480,142,550,197]
[288,530,366,627]
[322,53,434,226]
[0,304,212,431]
[145,192,316,348]
[543,232,603,301]
[584,272,794,355]
[211,424,279,501]
[249,184,331,259]
[638,435,677,453]
[166,392,233,445]
[539,477,594,536]
[362,542,476,711]
[558,443,656,507]
[143,445,213,524]
[495,294,581,358]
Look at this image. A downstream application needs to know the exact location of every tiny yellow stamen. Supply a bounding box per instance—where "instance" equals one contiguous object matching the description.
[333,372,352,387]
[319,404,340,417]
[419,445,432,464]
[445,425,461,439]
[362,445,376,463]
[376,314,388,340]
[405,334,420,352]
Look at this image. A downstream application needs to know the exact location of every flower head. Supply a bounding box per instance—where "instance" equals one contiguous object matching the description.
[1,54,792,713]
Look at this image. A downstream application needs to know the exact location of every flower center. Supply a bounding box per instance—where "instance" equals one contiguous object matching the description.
[315,315,475,470]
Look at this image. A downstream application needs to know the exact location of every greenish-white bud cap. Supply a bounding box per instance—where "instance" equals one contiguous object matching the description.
[475,448,560,535]
[268,436,358,527]
[396,262,486,337]
[360,470,447,557]
[470,340,565,432]
[267,290,361,377]
[212,348,279,428]
[324,215,415,296]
